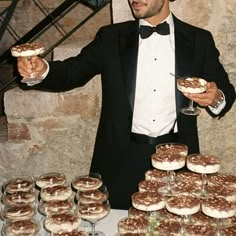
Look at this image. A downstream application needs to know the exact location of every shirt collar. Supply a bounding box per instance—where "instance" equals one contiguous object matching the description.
[139,12,174,34]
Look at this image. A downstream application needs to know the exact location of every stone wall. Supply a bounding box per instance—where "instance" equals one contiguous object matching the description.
[1,0,236,183]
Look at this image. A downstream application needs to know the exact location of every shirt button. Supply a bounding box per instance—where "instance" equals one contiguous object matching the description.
[153,119,156,122]
[154,89,156,92]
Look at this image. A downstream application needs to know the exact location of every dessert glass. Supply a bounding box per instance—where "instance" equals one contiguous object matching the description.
[153,143,188,196]
[77,200,110,236]
[187,153,221,198]
[2,175,35,194]
[11,42,45,86]
[71,172,103,192]
[177,77,207,116]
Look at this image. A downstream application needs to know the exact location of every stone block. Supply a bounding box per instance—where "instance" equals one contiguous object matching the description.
[8,122,31,141]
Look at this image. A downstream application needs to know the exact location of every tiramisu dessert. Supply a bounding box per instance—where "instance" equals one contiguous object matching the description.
[40,185,73,202]
[11,42,45,57]
[38,199,74,215]
[205,184,236,202]
[138,180,166,193]
[51,230,88,236]
[156,143,188,157]
[177,77,207,94]
[202,196,236,218]
[153,218,181,236]
[44,213,80,233]
[131,191,165,211]
[166,195,200,216]
[4,176,34,193]
[117,217,148,235]
[190,211,216,226]
[220,225,236,236]
[2,191,36,206]
[2,219,40,236]
[3,204,36,221]
[184,224,217,236]
[176,170,202,185]
[207,173,236,189]
[36,172,66,189]
[145,169,167,182]
[157,208,181,221]
[171,181,201,195]
[187,154,221,174]
[72,174,103,192]
[76,187,108,204]
[128,207,150,220]
[77,201,110,222]
[151,153,186,171]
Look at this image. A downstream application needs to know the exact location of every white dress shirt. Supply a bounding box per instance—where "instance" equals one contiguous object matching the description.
[132,14,177,137]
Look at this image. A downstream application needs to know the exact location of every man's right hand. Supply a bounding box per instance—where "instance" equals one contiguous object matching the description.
[17,56,47,80]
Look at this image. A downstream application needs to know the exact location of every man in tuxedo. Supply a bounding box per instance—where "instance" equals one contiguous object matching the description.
[17,0,235,209]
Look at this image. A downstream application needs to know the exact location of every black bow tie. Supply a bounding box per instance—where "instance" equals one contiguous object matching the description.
[139,21,170,39]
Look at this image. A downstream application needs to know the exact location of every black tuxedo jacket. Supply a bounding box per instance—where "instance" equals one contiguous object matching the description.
[38,15,235,181]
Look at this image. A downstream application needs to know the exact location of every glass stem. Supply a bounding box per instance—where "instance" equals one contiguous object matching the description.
[189,99,194,111]
[216,218,221,236]
[201,173,207,195]
[167,170,172,194]
[90,222,96,236]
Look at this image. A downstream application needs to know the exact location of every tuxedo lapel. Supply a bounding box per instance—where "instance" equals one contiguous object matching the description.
[174,15,195,110]
[119,21,139,111]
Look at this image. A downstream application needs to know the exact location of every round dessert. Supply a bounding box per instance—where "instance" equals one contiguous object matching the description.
[4,176,34,193]
[202,196,236,218]
[176,170,202,185]
[2,191,36,206]
[151,152,186,171]
[205,184,236,202]
[221,225,236,236]
[177,77,207,94]
[76,188,108,204]
[131,191,165,211]
[166,195,200,216]
[184,224,217,236]
[40,185,73,201]
[118,217,148,235]
[138,180,166,193]
[145,169,167,182]
[51,230,88,236]
[157,208,181,221]
[156,143,188,157]
[128,207,149,220]
[11,42,45,57]
[187,154,221,174]
[3,204,35,221]
[207,173,236,188]
[36,172,66,188]
[38,199,74,215]
[3,219,40,236]
[190,212,217,226]
[171,181,201,195]
[153,218,181,236]
[44,213,80,233]
[72,174,103,191]
[78,201,110,222]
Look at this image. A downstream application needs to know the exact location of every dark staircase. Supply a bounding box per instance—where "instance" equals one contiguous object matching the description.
[0,0,111,116]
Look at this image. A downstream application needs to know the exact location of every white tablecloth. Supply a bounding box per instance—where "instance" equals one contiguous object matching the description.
[95,209,127,235]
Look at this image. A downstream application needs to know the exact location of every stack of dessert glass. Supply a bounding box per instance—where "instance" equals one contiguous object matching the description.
[1,175,40,235]
[117,143,236,236]
[72,172,110,236]
[36,172,86,235]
